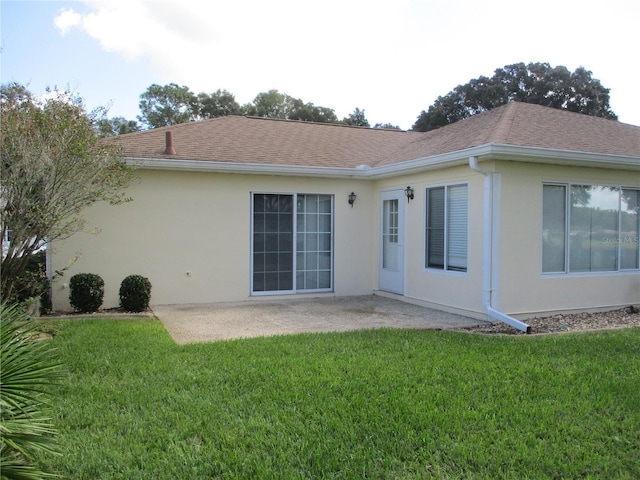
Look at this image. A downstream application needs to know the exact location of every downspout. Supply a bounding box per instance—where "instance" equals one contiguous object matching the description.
[469,156,531,334]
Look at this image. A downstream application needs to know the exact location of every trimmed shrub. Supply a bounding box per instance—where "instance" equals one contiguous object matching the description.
[69,273,104,313]
[119,275,152,312]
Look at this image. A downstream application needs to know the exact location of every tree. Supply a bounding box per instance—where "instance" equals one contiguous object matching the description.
[1,83,134,300]
[244,89,300,119]
[289,103,338,123]
[374,122,401,130]
[342,108,370,127]
[138,83,198,129]
[96,116,141,137]
[243,89,338,123]
[413,62,617,132]
[196,89,241,119]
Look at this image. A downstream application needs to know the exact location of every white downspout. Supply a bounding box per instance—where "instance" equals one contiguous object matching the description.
[469,156,531,334]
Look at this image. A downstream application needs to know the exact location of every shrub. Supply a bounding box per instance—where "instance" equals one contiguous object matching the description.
[5,250,51,314]
[0,302,64,479]
[69,273,104,313]
[119,275,152,312]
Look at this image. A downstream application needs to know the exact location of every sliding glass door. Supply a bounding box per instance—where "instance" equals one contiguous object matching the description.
[252,193,333,294]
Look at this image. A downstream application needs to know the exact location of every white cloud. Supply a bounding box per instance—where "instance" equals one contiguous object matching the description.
[53,8,83,35]
[53,0,640,129]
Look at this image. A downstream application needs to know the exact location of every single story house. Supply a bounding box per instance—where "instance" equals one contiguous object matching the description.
[50,102,640,331]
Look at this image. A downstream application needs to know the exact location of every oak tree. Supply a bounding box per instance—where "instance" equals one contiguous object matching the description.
[413,62,617,132]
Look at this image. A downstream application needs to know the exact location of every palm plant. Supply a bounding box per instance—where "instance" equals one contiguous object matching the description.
[1,302,64,479]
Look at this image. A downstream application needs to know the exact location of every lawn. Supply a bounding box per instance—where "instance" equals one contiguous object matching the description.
[39,318,639,479]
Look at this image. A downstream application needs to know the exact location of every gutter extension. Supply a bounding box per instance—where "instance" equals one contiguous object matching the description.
[469,156,531,334]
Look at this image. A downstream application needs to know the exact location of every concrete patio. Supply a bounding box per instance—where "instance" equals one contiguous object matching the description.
[151,294,486,343]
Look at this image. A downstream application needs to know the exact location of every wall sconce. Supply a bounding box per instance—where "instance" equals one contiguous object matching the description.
[404,186,414,203]
[348,192,357,207]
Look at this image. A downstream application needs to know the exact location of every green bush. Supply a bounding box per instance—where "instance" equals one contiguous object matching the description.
[119,275,152,312]
[5,251,51,314]
[69,273,104,313]
[0,302,64,479]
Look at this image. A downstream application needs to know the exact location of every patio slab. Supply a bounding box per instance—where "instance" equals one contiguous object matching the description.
[151,295,487,343]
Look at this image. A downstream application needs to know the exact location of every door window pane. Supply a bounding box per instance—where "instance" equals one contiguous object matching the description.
[383,199,399,270]
[296,194,332,290]
[252,194,294,292]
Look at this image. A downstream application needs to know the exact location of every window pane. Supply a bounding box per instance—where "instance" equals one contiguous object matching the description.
[319,214,331,233]
[621,189,639,270]
[569,186,618,272]
[447,185,467,271]
[318,270,331,289]
[542,185,567,273]
[426,187,445,269]
[318,251,331,269]
[383,199,399,270]
[252,194,293,292]
[296,194,332,291]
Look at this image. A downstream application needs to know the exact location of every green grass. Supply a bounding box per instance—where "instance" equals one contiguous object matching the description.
[40,318,639,479]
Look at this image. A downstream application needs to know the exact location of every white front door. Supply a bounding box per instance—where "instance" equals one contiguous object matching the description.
[379,190,405,294]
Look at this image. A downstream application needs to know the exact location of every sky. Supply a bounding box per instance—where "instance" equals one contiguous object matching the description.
[1,0,639,131]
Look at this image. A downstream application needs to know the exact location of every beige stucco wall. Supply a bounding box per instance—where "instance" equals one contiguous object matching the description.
[51,160,639,318]
[373,166,486,318]
[494,161,640,317]
[51,169,375,311]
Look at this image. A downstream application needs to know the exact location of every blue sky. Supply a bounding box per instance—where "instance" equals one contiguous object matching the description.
[2,0,639,130]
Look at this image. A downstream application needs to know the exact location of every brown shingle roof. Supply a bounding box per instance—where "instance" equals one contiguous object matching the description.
[115,102,640,168]
[115,116,420,168]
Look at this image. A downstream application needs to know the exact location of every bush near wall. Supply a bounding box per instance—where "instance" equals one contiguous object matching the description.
[119,275,152,312]
[5,250,51,313]
[69,273,104,313]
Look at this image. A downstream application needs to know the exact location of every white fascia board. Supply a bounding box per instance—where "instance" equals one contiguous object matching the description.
[366,145,493,178]
[126,157,367,178]
[126,143,640,179]
[487,144,640,170]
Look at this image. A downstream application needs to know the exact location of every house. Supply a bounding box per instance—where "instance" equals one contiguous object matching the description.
[50,102,640,331]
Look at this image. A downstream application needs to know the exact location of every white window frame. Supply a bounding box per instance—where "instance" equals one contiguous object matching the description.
[542,182,640,275]
[424,183,468,273]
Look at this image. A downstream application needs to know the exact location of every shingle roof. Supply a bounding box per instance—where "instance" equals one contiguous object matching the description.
[115,102,640,169]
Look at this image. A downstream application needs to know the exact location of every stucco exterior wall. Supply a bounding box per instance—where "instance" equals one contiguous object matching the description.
[495,161,640,317]
[373,166,486,318]
[50,169,374,311]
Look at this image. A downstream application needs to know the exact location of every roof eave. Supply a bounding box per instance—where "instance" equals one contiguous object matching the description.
[125,144,640,179]
[126,157,368,179]
[485,144,640,170]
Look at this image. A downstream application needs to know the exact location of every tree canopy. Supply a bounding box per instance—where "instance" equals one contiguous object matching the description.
[342,108,370,127]
[135,85,368,130]
[138,83,199,129]
[196,89,242,120]
[96,116,141,137]
[412,62,617,132]
[1,83,134,300]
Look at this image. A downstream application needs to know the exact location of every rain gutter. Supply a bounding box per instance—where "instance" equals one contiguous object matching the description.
[468,156,531,334]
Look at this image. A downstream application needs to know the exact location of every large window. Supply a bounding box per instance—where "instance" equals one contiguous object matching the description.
[542,184,639,273]
[252,193,333,293]
[425,184,468,272]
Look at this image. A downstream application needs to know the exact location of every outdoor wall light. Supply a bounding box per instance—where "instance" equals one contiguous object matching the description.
[404,186,414,203]
[348,192,357,207]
